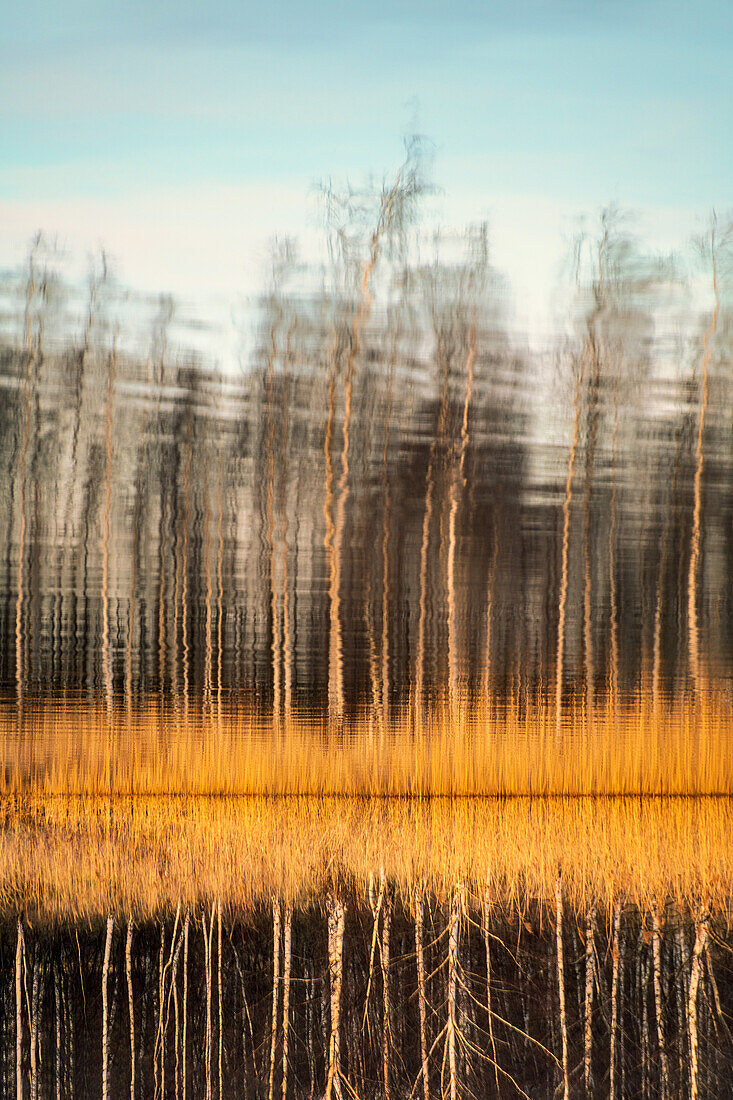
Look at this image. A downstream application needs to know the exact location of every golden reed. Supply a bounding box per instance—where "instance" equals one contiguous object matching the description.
[2,692,732,797]
[1,794,732,921]
[2,693,731,920]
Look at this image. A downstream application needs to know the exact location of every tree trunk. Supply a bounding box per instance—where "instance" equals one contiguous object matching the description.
[102,915,114,1100]
[610,900,622,1100]
[381,887,393,1100]
[325,891,345,1100]
[688,910,709,1100]
[269,899,282,1100]
[16,920,23,1100]
[555,358,585,730]
[30,951,41,1100]
[282,903,292,1100]
[203,910,214,1100]
[447,887,461,1100]
[183,912,189,1100]
[583,904,595,1096]
[652,906,669,1099]
[414,889,430,1100]
[218,899,223,1100]
[483,885,499,1095]
[127,920,135,1100]
[555,881,569,1100]
[54,959,62,1100]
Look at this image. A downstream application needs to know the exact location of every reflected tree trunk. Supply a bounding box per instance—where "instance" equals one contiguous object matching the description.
[688,223,719,698]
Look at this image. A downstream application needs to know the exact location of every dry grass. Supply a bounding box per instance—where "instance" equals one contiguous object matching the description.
[3,694,731,921]
[2,692,732,797]
[2,793,732,922]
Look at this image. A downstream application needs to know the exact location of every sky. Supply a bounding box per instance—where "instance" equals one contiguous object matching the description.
[0,0,731,351]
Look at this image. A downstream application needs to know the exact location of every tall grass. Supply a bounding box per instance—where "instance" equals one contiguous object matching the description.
[2,692,732,796]
[2,793,732,921]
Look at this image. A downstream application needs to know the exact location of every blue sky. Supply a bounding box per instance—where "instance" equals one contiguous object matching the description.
[0,0,730,330]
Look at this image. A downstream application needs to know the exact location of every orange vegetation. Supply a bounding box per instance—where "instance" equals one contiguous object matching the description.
[1,692,732,797]
[1,793,732,921]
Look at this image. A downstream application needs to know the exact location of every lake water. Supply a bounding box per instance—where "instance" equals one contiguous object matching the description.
[0,228,730,1096]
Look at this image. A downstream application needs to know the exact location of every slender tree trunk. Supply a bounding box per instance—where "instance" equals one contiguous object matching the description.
[30,951,40,1100]
[325,892,345,1100]
[447,325,476,709]
[102,915,114,1100]
[641,935,650,1098]
[183,912,189,1100]
[447,887,461,1100]
[652,905,669,1099]
[269,899,282,1100]
[203,910,214,1100]
[13,926,22,1100]
[101,343,117,715]
[555,881,569,1100]
[688,230,718,697]
[414,888,430,1100]
[306,961,316,1100]
[689,909,709,1100]
[610,900,622,1100]
[218,899,223,1100]
[157,925,166,1100]
[282,903,292,1100]
[555,357,586,731]
[584,904,595,1096]
[54,959,62,1100]
[482,885,499,1094]
[127,920,135,1100]
[381,886,393,1100]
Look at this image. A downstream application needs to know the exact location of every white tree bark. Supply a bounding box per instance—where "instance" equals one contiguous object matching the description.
[610,900,622,1100]
[555,881,569,1100]
[583,904,595,1096]
[414,888,430,1100]
[269,899,282,1100]
[126,920,135,1100]
[325,891,345,1100]
[282,903,293,1100]
[382,886,393,1100]
[688,909,709,1100]
[447,887,461,1100]
[652,905,669,1100]
[102,915,114,1100]
[16,919,24,1100]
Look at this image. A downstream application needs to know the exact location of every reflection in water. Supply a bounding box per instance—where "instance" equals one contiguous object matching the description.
[0,207,731,724]
[3,894,732,1099]
[0,180,731,1096]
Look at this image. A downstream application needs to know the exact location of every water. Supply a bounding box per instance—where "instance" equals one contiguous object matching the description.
[0,218,731,1095]
[1,899,729,1098]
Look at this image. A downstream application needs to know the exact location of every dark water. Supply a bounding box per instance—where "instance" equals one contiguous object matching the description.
[1,901,729,1100]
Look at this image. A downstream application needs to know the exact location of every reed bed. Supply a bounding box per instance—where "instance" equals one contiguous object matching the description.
[1,692,732,796]
[1,793,732,921]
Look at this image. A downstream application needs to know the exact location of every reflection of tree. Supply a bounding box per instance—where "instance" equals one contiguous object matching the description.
[6,892,733,1098]
[0,203,729,715]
